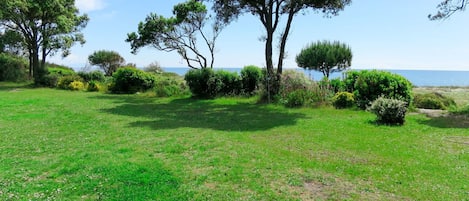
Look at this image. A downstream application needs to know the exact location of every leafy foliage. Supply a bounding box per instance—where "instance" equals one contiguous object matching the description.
[332,92,355,109]
[429,0,469,20]
[351,70,413,109]
[68,81,85,91]
[240,65,263,95]
[0,53,27,82]
[143,61,164,74]
[127,0,223,69]
[296,40,352,78]
[216,70,242,95]
[0,0,88,83]
[414,92,456,110]
[57,75,84,90]
[154,75,190,97]
[110,67,156,94]
[87,80,101,92]
[77,71,105,83]
[369,97,408,125]
[88,50,125,76]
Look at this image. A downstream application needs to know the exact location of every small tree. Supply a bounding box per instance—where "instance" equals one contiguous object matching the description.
[296,40,352,79]
[127,0,223,69]
[88,50,125,76]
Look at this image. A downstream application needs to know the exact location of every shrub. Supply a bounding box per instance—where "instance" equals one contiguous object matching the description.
[57,75,84,90]
[343,70,362,92]
[154,75,189,97]
[284,89,312,108]
[110,67,156,94]
[48,66,75,76]
[38,74,60,88]
[87,80,100,92]
[329,77,345,93]
[215,70,242,95]
[414,92,456,110]
[68,81,85,91]
[369,97,408,125]
[0,53,28,82]
[353,70,413,109]
[143,61,164,74]
[241,65,263,95]
[332,92,355,109]
[185,68,219,98]
[77,70,105,82]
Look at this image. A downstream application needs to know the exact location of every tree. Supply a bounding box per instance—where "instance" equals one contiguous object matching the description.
[429,0,469,20]
[296,40,352,79]
[126,0,223,69]
[0,30,25,55]
[0,0,88,83]
[88,50,125,76]
[209,0,351,93]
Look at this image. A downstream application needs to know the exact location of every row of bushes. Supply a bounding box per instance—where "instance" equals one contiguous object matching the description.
[184,66,263,98]
[0,53,28,82]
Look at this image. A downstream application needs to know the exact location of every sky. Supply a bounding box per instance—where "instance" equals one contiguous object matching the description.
[49,0,469,71]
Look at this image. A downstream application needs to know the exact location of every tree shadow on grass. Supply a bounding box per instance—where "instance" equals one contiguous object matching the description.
[94,95,307,131]
[416,114,469,128]
[0,82,32,91]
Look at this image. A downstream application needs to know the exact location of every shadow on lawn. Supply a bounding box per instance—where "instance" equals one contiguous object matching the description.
[417,114,469,128]
[95,95,307,131]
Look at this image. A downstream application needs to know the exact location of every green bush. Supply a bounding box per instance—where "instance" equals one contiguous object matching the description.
[332,92,355,109]
[353,70,413,109]
[57,75,84,90]
[0,53,28,82]
[77,71,105,82]
[154,75,189,97]
[216,70,242,96]
[38,74,60,88]
[329,77,345,93]
[343,70,362,93]
[110,67,156,94]
[284,89,312,108]
[47,66,75,76]
[414,92,456,110]
[185,68,219,98]
[369,97,408,125]
[240,65,263,95]
[68,81,85,91]
[87,80,100,92]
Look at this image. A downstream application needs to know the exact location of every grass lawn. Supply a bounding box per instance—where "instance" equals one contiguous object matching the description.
[1,82,468,200]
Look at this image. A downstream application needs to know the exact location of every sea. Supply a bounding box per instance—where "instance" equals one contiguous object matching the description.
[163,67,469,87]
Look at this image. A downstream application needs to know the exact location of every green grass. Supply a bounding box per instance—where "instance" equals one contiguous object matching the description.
[1,82,468,200]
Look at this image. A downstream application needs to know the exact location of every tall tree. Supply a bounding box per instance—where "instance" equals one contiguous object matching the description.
[127,0,223,69]
[296,40,352,79]
[429,0,469,20]
[0,0,88,83]
[209,0,351,94]
[88,50,125,76]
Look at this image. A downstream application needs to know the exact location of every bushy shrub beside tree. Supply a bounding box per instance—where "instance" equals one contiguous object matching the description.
[332,92,355,109]
[369,97,408,125]
[184,68,243,98]
[240,65,263,95]
[0,53,27,82]
[216,70,242,95]
[414,92,456,110]
[154,75,190,97]
[110,67,156,94]
[352,70,413,109]
[88,50,125,76]
[57,75,83,90]
[77,70,105,82]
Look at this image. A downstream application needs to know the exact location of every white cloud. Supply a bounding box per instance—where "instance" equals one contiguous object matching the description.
[75,0,106,13]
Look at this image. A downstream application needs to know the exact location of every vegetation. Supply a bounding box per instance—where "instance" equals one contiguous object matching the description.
[127,0,223,69]
[0,83,468,200]
[429,0,469,20]
[332,91,355,109]
[369,97,408,125]
[296,40,352,79]
[414,92,457,110]
[0,53,27,82]
[0,0,88,84]
[88,50,125,76]
[348,70,413,109]
[110,67,156,94]
[240,65,263,95]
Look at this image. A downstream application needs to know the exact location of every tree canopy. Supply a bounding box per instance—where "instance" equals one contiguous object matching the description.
[0,0,88,83]
[296,40,352,79]
[208,0,351,94]
[127,0,223,69]
[88,50,125,76]
[429,0,468,20]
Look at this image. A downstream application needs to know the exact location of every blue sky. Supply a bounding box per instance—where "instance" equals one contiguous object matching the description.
[49,0,469,71]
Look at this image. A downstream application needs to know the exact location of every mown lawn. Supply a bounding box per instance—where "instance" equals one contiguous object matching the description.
[0,82,468,200]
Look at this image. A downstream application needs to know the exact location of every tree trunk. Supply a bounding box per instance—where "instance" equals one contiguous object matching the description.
[277,10,295,76]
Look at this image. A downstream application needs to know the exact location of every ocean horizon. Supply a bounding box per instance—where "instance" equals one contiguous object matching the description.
[162,67,469,87]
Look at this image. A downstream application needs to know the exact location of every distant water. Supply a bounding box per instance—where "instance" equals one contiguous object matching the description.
[163,67,469,87]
